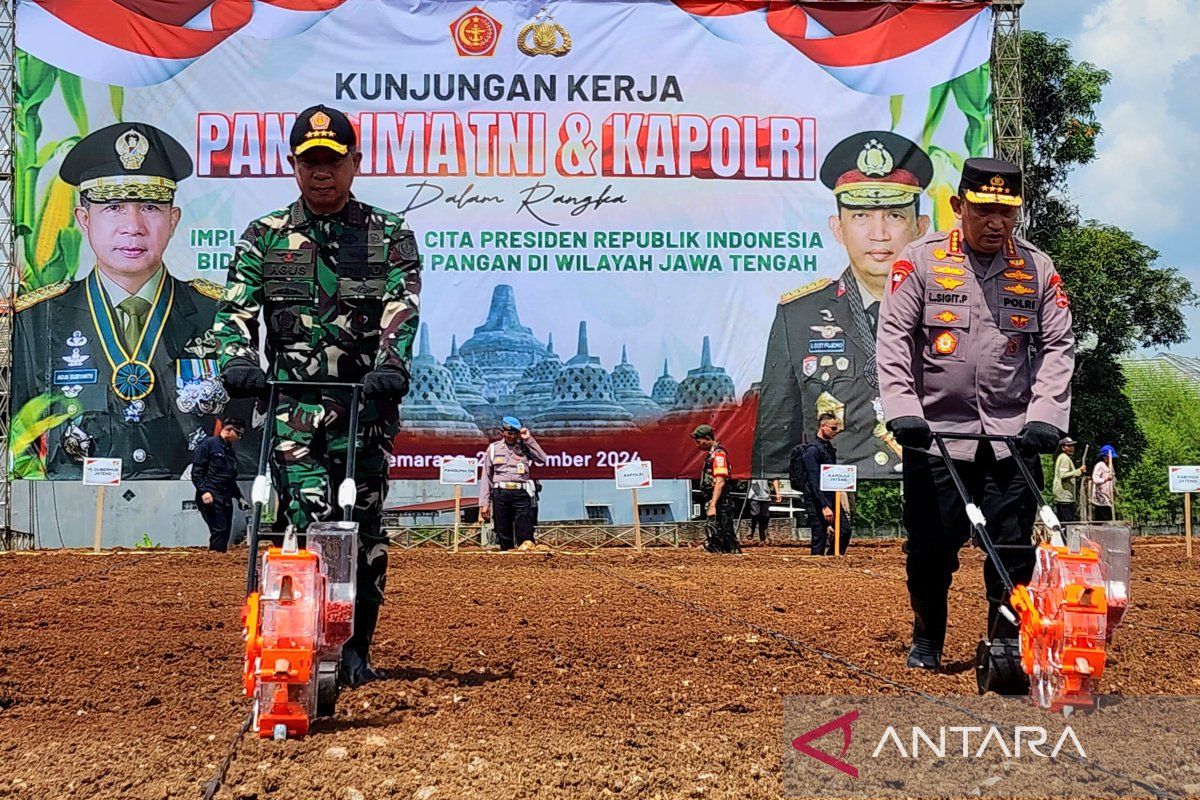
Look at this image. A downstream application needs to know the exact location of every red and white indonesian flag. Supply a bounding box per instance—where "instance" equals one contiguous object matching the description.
[16,0,349,87]
[672,0,991,95]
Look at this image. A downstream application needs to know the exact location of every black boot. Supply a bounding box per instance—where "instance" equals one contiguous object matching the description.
[339,601,383,687]
[906,637,942,670]
[908,591,948,670]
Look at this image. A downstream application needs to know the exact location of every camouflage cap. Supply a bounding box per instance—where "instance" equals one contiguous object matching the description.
[691,424,715,440]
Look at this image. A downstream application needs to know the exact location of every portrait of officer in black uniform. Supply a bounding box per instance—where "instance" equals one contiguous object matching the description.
[753,131,932,480]
[11,122,233,480]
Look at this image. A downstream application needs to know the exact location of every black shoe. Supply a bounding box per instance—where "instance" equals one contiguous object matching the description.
[906,639,942,671]
[338,646,383,687]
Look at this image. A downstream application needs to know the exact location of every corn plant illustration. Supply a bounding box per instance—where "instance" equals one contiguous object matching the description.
[16,51,125,292]
[10,393,74,479]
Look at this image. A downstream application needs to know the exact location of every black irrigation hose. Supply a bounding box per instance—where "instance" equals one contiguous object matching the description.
[582,558,1179,800]
[200,711,254,800]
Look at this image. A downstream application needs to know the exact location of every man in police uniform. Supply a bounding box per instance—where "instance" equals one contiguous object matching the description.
[692,424,740,554]
[12,122,229,479]
[753,131,932,481]
[877,158,1074,672]
[212,105,421,686]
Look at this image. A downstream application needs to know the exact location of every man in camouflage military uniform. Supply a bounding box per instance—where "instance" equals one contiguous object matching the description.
[692,424,740,554]
[877,158,1074,673]
[211,105,421,686]
[12,122,232,479]
[753,131,932,481]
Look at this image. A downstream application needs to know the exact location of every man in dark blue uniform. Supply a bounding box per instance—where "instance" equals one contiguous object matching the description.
[12,122,233,479]
[753,131,932,481]
[191,417,249,552]
[789,412,847,555]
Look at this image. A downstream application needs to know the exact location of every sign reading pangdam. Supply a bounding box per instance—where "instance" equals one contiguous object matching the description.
[13,0,992,481]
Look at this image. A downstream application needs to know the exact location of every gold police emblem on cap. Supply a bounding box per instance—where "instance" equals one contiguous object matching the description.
[518,7,571,57]
[856,139,894,177]
[116,129,149,170]
[990,175,1005,187]
[310,111,331,131]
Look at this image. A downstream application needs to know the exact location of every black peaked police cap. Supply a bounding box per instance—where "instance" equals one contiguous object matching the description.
[820,130,933,209]
[959,157,1023,207]
[290,104,357,156]
[60,122,192,203]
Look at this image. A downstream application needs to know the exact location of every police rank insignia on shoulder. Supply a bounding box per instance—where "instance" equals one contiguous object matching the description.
[15,281,70,312]
[780,277,831,305]
[190,278,226,300]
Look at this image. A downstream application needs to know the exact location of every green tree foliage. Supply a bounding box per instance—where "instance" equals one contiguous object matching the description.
[1020,31,1109,247]
[1021,32,1197,464]
[1117,365,1200,524]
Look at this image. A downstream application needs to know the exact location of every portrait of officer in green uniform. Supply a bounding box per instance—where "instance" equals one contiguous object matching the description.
[11,122,231,479]
[753,131,932,481]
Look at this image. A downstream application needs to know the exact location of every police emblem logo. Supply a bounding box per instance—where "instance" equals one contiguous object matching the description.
[802,356,817,377]
[933,331,958,355]
[1010,314,1031,329]
[310,110,331,131]
[889,259,915,293]
[933,310,960,324]
[933,276,965,291]
[1050,274,1070,308]
[856,139,895,178]
[933,248,948,260]
[518,8,571,57]
[450,5,503,57]
[116,129,150,170]
[932,265,966,276]
[1003,283,1036,296]
[1003,269,1033,281]
[990,175,1005,187]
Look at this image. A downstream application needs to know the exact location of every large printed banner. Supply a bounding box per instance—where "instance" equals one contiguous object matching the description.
[12,0,992,481]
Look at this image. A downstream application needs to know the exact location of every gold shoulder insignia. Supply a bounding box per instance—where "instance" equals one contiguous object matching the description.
[780,277,832,305]
[190,278,226,301]
[15,281,70,312]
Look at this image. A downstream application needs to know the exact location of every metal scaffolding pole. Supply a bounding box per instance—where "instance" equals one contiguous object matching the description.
[0,0,14,550]
[991,0,1025,169]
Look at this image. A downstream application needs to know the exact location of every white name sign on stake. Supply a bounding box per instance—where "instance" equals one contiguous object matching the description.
[439,456,479,486]
[819,464,858,493]
[83,458,122,487]
[1169,466,1200,494]
[615,460,653,490]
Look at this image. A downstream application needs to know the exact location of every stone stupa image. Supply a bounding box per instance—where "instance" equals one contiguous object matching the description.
[444,334,489,417]
[458,285,547,404]
[651,359,679,407]
[673,336,736,410]
[611,345,662,424]
[534,321,636,435]
[398,324,484,437]
[513,333,563,421]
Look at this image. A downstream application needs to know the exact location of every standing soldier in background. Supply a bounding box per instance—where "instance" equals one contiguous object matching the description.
[877,158,1074,673]
[1052,437,1087,522]
[754,131,932,481]
[479,417,547,551]
[212,105,421,686]
[691,424,740,554]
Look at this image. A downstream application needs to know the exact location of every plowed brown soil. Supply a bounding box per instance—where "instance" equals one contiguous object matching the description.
[0,539,1196,800]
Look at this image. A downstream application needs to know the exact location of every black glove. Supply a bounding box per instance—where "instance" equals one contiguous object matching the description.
[1018,421,1062,455]
[221,359,267,398]
[888,415,933,450]
[363,366,411,403]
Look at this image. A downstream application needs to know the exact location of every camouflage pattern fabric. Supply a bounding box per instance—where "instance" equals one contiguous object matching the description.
[207,197,421,605]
